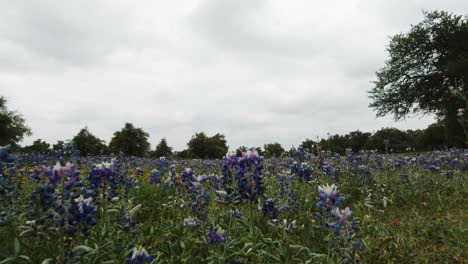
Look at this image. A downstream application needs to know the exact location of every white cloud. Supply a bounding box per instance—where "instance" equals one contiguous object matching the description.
[1,0,465,150]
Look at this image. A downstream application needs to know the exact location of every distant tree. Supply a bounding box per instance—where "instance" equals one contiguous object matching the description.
[320,134,351,155]
[176,149,191,159]
[152,138,172,158]
[187,132,228,159]
[405,129,425,151]
[187,132,209,159]
[0,96,32,149]
[369,10,468,147]
[263,143,285,158]
[365,128,410,153]
[254,147,263,156]
[52,140,65,151]
[300,139,317,154]
[207,133,229,158]
[72,127,107,156]
[287,146,297,157]
[109,123,150,156]
[23,139,50,153]
[422,122,447,150]
[235,146,248,157]
[347,131,371,153]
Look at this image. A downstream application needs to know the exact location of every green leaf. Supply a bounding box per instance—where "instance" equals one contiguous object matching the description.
[41,258,54,264]
[17,256,30,262]
[129,204,142,215]
[72,245,93,254]
[0,257,16,264]
[14,238,20,255]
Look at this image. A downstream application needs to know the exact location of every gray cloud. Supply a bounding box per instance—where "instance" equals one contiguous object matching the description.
[0,0,465,151]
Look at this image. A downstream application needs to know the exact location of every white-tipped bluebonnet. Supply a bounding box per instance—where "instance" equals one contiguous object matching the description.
[150,169,161,184]
[126,246,155,264]
[183,217,199,227]
[228,209,243,218]
[208,227,227,244]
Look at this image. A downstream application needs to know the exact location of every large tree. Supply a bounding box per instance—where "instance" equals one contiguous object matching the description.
[0,96,32,149]
[72,127,107,156]
[369,10,468,147]
[109,123,150,156]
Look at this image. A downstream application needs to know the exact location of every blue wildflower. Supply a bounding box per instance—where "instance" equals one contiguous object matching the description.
[126,246,155,264]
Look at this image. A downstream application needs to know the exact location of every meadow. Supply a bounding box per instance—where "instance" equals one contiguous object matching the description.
[0,146,466,264]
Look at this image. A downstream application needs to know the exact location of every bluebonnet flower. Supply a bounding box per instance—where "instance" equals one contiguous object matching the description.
[401,174,409,184]
[290,162,313,182]
[86,161,119,200]
[278,173,298,210]
[183,217,199,227]
[67,195,97,235]
[232,149,265,204]
[220,155,236,202]
[208,227,227,244]
[329,207,354,235]
[357,165,375,192]
[0,145,15,226]
[262,199,280,219]
[315,184,362,263]
[135,167,144,176]
[150,169,161,184]
[126,246,155,264]
[181,168,195,184]
[51,162,64,184]
[429,165,440,173]
[188,180,210,220]
[0,145,14,163]
[228,209,243,218]
[196,174,208,183]
[317,184,345,210]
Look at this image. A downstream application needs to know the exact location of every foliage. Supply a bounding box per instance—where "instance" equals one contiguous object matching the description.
[187,132,228,159]
[52,140,65,151]
[22,139,51,154]
[72,127,107,156]
[300,139,318,154]
[369,10,468,147]
[109,123,150,157]
[0,147,466,263]
[0,96,31,148]
[365,128,410,153]
[152,138,172,158]
[263,143,285,158]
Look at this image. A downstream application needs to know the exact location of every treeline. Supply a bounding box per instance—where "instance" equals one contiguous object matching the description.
[14,123,228,159]
[15,120,456,159]
[1,95,463,159]
[300,122,449,155]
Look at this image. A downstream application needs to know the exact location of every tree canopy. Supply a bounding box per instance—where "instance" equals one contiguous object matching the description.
[187,132,228,159]
[109,123,150,156]
[0,96,32,149]
[263,143,285,158]
[152,138,173,158]
[22,139,50,154]
[369,10,467,119]
[72,127,107,156]
[369,10,467,147]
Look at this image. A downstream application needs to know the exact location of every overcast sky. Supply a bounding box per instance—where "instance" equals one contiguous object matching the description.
[0,1,466,151]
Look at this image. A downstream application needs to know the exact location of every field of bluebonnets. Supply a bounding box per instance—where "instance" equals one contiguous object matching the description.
[0,145,467,264]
